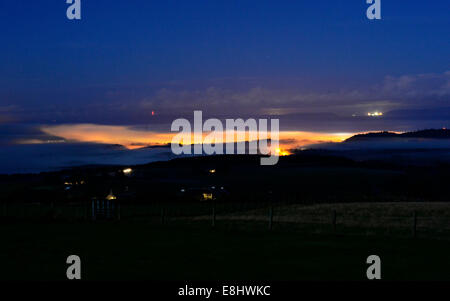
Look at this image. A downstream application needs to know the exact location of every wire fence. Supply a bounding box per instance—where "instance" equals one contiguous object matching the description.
[2,200,450,240]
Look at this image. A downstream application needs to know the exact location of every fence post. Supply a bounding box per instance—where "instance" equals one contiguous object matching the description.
[161,207,165,225]
[413,211,417,238]
[50,201,55,221]
[332,210,337,234]
[91,199,96,221]
[106,200,110,219]
[212,200,216,228]
[269,201,273,230]
[84,199,88,221]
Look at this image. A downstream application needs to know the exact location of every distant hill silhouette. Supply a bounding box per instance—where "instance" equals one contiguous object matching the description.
[345,129,450,142]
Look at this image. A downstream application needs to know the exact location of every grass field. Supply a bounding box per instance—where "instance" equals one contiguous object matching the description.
[183,202,450,239]
[1,220,450,281]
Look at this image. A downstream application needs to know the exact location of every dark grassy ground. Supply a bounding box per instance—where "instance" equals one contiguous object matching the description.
[1,221,450,281]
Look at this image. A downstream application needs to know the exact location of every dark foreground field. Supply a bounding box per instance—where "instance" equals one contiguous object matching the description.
[1,221,450,281]
[2,154,450,281]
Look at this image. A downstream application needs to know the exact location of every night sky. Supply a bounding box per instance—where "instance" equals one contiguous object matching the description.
[0,0,449,149]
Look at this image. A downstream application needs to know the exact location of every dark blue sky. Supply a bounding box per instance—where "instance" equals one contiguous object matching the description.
[0,0,449,131]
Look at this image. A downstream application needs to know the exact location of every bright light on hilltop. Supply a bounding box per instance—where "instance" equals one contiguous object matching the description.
[123,168,133,175]
[367,111,383,117]
[275,148,291,156]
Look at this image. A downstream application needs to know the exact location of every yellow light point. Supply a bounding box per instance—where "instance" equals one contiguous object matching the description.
[202,193,213,201]
[209,169,216,174]
[106,190,117,200]
[123,168,132,175]
[368,111,383,117]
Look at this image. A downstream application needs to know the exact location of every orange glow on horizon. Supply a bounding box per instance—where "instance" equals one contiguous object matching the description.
[36,124,355,151]
[41,124,174,150]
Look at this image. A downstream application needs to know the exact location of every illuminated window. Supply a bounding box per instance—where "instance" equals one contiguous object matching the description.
[202,193,213,201]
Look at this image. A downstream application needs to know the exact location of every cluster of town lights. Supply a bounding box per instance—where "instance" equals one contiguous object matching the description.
[367,111,383,117]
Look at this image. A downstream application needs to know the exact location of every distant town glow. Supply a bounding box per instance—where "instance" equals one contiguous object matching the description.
[31,124,356,152]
